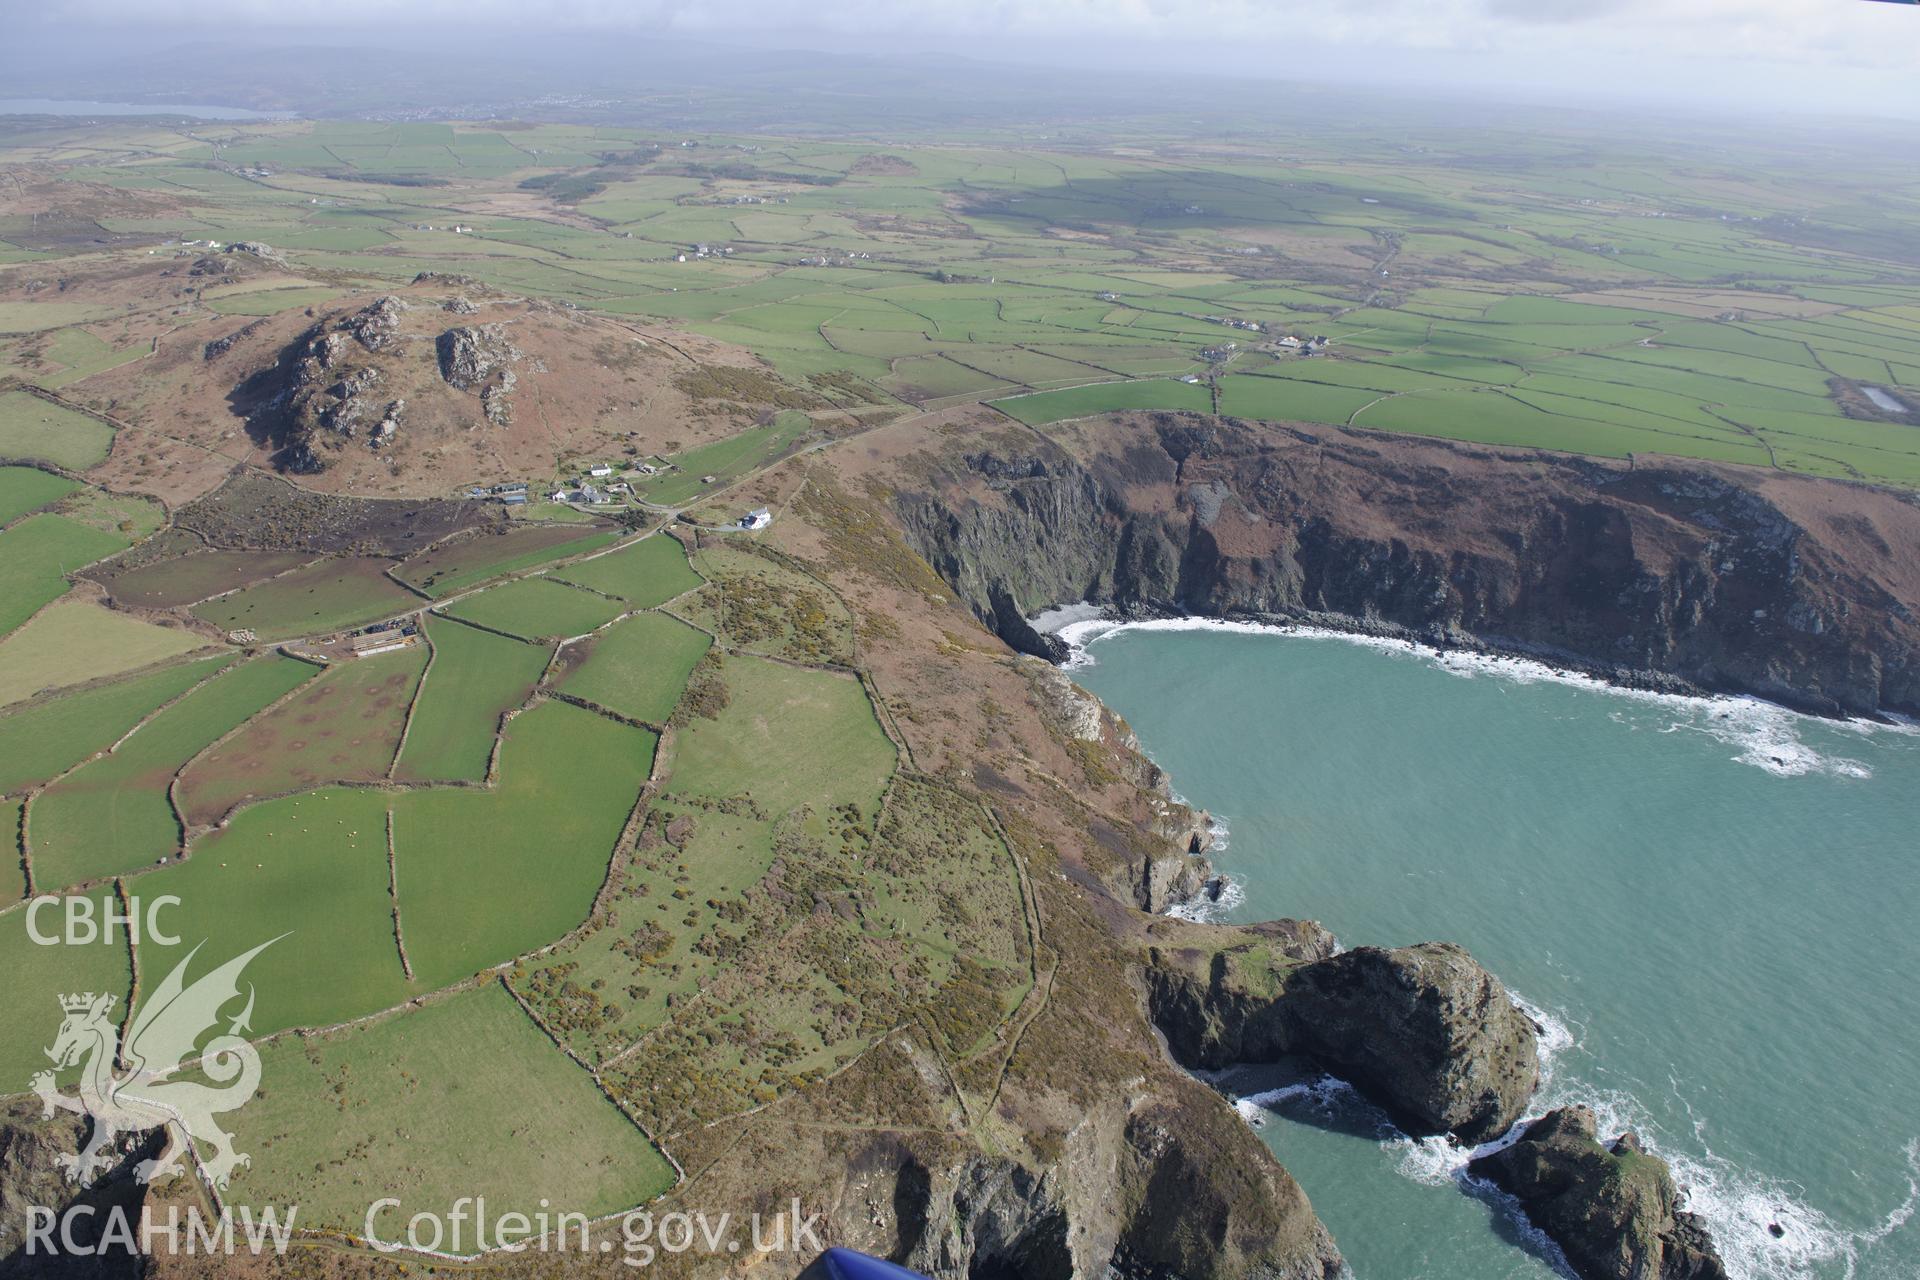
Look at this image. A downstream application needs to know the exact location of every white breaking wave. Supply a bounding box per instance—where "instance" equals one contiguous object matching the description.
[1074,612,1917,1276]
[1051,614,1896,780]
[1232,1077,1361,1127]
[1166,873,1244,923]
[1221,986,1917,1280]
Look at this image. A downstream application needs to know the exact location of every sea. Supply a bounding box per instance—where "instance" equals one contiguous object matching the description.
[0,99,289,120]
[1055,617,1920,1280]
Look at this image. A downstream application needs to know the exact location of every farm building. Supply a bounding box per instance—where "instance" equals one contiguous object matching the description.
[587,464,614,478]
[739,507,773,531]
[351,626,418,657]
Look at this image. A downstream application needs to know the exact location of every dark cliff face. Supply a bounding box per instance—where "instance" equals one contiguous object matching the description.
[1143,930,1541,1144]
[894,414,1920,719]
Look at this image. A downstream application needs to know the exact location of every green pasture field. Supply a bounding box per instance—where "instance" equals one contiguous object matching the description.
[637,412,815,506]
[46,488,164,542]
[991,378,1211,425]
[176,646,425,827]
[9,119,1920,493]
[0,888,132,1091]
[91,550,315,609]
[0,391,115,469]
[393,524,623,597]
[554,611,710,725]
[0,656,234,795]
[394,699,654,991]
[679,542,854,665]
[0,303,119,334]
[0,466,79,523]
[34,328,149,387]
[131,787,407,1038]
[393,616,550,783]
[0,600,212,709]
[441,575,626,641]
[548,532,702,607]
[29,656,318,890]
[0,513,132,636]
[1215,374,1379,425]
[205,287,346,315]
[222,983,673,1232]
[518,654,896,1070]
[665,656,893,817]
[191,557,419,640]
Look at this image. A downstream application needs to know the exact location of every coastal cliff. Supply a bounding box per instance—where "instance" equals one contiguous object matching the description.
[893,413,1920,719]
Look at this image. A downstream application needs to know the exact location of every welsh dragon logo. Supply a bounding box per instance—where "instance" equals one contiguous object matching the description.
[31,938,278,1189]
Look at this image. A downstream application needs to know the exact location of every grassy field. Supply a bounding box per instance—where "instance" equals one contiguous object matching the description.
[190,557,419,640]
[93,550,315,609]
[16,117,1919,482]
[204,286,345,315]
[0,655,234,794]
[442,575,627,641]
[553,612,710,725]
[0,513,134,636]
[131,787,408,1037]
[29,655,317,890]
[636,412,815,506]
[0,600,210,708]
[222,982,674,1232]
[549,532,702,607]
[394,524,623,597]
[0,888,133,1090]
[0,391,115,469]
[0,466,79,523]
[393,616,550,783]
[176,647,425,826]
[991,377,1213,425]
[521,655,896,1082]
[394,699,654,992]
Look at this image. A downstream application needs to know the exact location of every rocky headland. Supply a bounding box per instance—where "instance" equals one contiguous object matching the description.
[1469,1107,1729,1280]
[1144,928,1541,1143]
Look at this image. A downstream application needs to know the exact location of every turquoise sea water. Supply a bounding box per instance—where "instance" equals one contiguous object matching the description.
[1066,622,1920,1280]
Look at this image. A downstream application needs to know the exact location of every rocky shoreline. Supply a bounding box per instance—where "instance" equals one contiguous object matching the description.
[880,412,1905,1277]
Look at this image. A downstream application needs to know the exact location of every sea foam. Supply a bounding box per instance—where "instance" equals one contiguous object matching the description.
[1069,612,1917,1276]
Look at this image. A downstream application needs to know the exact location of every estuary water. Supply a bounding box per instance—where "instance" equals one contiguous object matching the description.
[1062,620,1920,1280]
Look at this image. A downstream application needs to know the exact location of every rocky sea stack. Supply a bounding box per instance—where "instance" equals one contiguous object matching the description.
[1144,926,1541,1143]
[1468,1106,1728,1280]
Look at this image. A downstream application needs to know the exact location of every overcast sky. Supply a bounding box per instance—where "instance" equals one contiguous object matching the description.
[18,0,1920,120]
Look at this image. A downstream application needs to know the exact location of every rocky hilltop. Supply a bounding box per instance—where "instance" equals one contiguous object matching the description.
[893,412,1920,718]
[1469,1107,1729,1280]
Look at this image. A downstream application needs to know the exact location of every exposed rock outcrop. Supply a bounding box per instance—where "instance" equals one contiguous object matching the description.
[236,296,419,471]
[1468,1107,1728,1280]
[436,322,517,390]
[833,1086,1342,1280]
[1146,931,1539,1142]
[1024,658,1216,912]
[342,293,406,351]
[895,413,1920,719]
[437,323,521,425]
[0,1102,156,1278]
